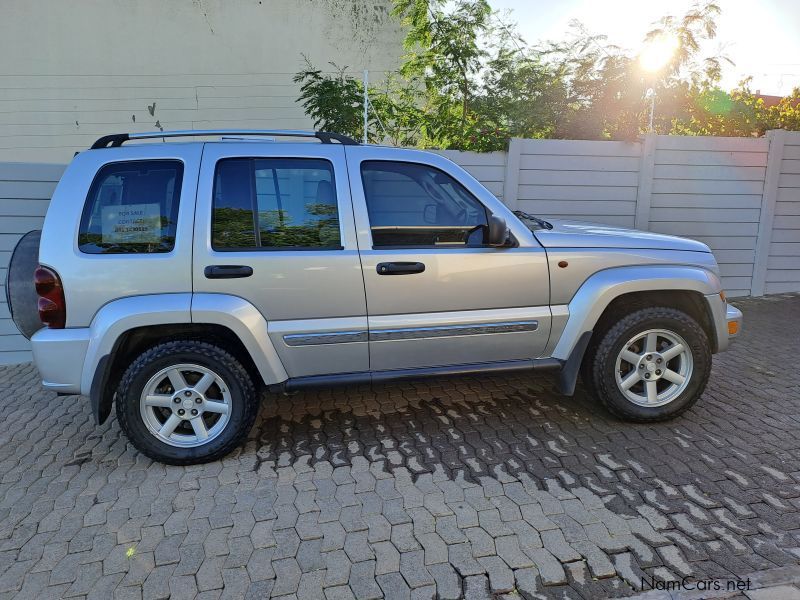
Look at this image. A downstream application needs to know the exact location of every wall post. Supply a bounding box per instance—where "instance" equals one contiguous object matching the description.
[751,129,785,296]
[502,137,522,210]
[635,133,657,231]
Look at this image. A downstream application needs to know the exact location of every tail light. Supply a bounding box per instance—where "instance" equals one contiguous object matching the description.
[34,265,66,329]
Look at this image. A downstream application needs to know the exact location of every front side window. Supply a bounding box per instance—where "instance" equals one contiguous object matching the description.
[78,160,183,254]
[361,161,489,248]
[212,158,340,250]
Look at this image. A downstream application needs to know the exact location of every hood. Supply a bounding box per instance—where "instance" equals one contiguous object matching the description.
[532,219,711,253]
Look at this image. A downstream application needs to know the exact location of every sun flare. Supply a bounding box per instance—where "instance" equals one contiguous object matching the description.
[639,32,680,72]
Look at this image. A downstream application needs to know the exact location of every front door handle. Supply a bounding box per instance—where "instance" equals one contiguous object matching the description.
[204,265,253,279]
[376,262,426,275]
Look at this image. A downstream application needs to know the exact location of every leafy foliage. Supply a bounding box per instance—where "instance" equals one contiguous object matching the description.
[294,1,800,150]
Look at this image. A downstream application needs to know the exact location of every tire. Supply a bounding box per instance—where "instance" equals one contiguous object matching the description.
[6,230,43,339]
[585,307,711,422]
[116,340,258,465]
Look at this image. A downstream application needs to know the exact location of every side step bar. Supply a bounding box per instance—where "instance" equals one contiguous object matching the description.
[280,358,564,392]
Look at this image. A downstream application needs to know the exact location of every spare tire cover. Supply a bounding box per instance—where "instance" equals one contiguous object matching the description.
[5,230,43,339]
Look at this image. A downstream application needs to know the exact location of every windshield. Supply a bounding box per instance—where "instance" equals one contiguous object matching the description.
[513,210,553,231]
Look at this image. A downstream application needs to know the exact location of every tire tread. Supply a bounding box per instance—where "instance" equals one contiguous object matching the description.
[115,340,257,465]
[589,307,711,422]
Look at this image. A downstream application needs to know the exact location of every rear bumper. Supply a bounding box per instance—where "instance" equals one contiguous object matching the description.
[31,327,90,394]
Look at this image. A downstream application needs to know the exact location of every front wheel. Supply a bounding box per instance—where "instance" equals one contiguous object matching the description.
[585,307,711,421]
[116,340,258,464]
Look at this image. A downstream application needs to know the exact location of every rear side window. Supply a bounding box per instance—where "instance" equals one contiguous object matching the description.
[78,160,183,254]
[212,158,341,250]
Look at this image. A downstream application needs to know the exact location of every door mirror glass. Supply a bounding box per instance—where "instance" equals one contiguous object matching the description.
[423,204,438,224]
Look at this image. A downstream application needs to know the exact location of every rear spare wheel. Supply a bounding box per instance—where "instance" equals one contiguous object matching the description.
[5,230,43,339]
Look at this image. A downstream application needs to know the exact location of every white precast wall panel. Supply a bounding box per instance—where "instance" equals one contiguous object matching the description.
[4,133,800,364]
[0,163,65,364]
[444,136,778,297]
[767,132,800,293]
[514,139,641,228]
[649,135,769,297]
[433,150,506,200]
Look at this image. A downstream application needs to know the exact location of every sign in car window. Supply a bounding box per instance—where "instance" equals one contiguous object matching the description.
[102,203,162,244]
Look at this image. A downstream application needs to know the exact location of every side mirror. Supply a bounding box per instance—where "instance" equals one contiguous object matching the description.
[487,215,510,247]
[423,204,438,224]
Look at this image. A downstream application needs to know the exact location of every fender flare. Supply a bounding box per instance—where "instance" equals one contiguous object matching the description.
[83,293,288,424]
[190,293,288,385]
[81,294,193,396]
[551,265,723,362]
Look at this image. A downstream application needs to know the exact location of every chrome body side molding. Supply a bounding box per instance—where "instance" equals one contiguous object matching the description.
[369,320,538,341]
[283,330,369,346]
[282,320,540,346]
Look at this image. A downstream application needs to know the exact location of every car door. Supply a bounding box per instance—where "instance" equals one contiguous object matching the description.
[345,146,551,372]
[193,142,368,378]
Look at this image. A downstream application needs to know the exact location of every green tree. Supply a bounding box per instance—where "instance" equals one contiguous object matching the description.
[544,3,728,139]
[294,0,796,147]
[393,0,491,147]
[294,61,364,141]
[296,0,534,150]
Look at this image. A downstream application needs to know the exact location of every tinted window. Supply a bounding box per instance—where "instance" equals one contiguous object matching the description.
[212,158,340,250]
[361,161,488,248]
[78,160,183,254]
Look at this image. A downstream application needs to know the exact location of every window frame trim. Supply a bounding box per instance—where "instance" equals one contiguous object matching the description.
[359,159,493,251]
[210,156,345,252]
[77,158,185,256]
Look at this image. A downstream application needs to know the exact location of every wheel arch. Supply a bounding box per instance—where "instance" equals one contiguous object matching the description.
[551,265,723,391]
[553,265,722,359]
[82,293,288,424]
[590,289,716,353]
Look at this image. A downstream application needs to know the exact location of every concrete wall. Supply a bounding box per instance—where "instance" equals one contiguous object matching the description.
[486,133,792,298]
[3,132,800,364]
[647,136,769,297]
[765,131,800,294]
[0,163,64,364]
[513,139,641,228]
[0,0,404,163]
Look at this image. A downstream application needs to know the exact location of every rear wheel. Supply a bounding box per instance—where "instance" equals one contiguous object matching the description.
[116,340,258,464]
[585,307,711,421]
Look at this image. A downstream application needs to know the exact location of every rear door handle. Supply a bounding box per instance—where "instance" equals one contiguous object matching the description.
[376,262,425,275]
[204,265,253,279]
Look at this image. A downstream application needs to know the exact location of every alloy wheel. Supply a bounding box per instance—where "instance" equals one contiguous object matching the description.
[614,328,694,407]
[139,363,232,447]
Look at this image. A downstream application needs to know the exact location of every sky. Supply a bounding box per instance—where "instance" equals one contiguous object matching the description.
[488,0,800,95]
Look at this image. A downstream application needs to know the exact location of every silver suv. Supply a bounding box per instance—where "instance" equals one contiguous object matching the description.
[7,129,742,465]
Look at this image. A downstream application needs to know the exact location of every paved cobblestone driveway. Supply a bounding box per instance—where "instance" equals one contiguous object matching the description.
[1,295,799,600]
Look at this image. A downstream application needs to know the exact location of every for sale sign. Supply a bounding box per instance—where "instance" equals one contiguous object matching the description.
[101,204,161,244]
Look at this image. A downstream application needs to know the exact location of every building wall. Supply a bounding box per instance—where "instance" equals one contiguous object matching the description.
[0,0,405,163]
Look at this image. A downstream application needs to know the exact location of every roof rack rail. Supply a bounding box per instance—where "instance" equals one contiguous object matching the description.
[90,129,359,149]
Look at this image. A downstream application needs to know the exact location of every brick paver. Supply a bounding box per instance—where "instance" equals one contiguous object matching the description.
[0,295,799,599]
